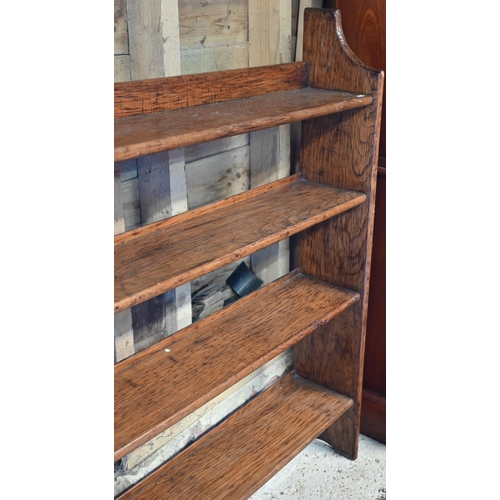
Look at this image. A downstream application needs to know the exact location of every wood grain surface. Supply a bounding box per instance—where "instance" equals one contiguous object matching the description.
[336,0,386,161]
[293,8,384,460]
[114,0,129,55]
[247,0,293,288]
[114,271,359,461]
[116,373,353,499]
[363,168,386,394]
[114,175,365,313]
[360,166,386,443]
[336,0,387,442]
[179,0,248,48]
[115,62,309,119]
[360,387,386,444]
[114,87,372,161]
[112,9,384,492]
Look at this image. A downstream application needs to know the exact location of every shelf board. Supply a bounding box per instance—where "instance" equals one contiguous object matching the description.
[114,174,365,313]
[114,270,359,461]
[114,62,310,119]
[114,87,373,161]
[117,373,354,500]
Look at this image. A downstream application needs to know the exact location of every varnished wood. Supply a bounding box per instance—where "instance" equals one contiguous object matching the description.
[294,8,384,459]
[115,173,298,245]
[114,175,366,313]
[115,269,300,372]
[336,0,386,162]
[116,373,353,500]
[115,87,372,161]
[363,167,386,395]
[337,0,387,442]
[114,271,359,461]
[360,388,386,444]
[113,8,384,493]
[115,62,309,119]
[360,168,386,442]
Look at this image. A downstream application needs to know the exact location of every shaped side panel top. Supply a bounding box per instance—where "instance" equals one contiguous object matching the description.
[304,9,383,98]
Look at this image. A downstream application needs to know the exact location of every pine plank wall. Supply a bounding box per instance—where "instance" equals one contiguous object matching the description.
[114,0,322,494]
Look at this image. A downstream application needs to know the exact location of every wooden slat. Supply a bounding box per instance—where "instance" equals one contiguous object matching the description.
[249,0,292,66]
[115,269,358,462]
[121,177,140,230]
[295,0,322,61]
[184,134,248,163]
[124,0,192,356]
[178,0,248,48]
[114,0,129,55]
[186,145,249,209]
[126,0,182,81]
[114,175,366,313]
[248,0,292,286]
[114,55,131,83]
[115,87,372,161]
[114,163,135,362]
[117,373,353,499]
[180,43,249,75]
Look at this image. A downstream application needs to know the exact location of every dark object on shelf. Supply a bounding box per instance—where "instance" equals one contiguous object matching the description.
[191,283,236,322]
[226,261,264,297]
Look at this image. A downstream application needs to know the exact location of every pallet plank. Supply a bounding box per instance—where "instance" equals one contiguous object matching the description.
[125,0,192,353]
[248,0,292,285]
[178,0,248,48]
[186,145,249,209]
[181,43,249,75]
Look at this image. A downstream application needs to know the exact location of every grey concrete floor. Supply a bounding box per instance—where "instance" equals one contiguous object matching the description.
[249,435,386,499]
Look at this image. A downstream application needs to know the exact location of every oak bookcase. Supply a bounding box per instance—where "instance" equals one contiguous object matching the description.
[114,9,383,499]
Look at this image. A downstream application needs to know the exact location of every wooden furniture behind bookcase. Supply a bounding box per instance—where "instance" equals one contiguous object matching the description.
[114,9,383,500]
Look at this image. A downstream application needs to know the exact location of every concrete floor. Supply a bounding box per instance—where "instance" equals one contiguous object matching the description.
[250,435,386,499]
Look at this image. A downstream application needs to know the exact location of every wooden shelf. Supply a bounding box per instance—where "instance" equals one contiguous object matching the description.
[116,373,354,500]
[114,174,365,313]
[114,87,373,162]
[114,270,359,461]
[113,9,385,497]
